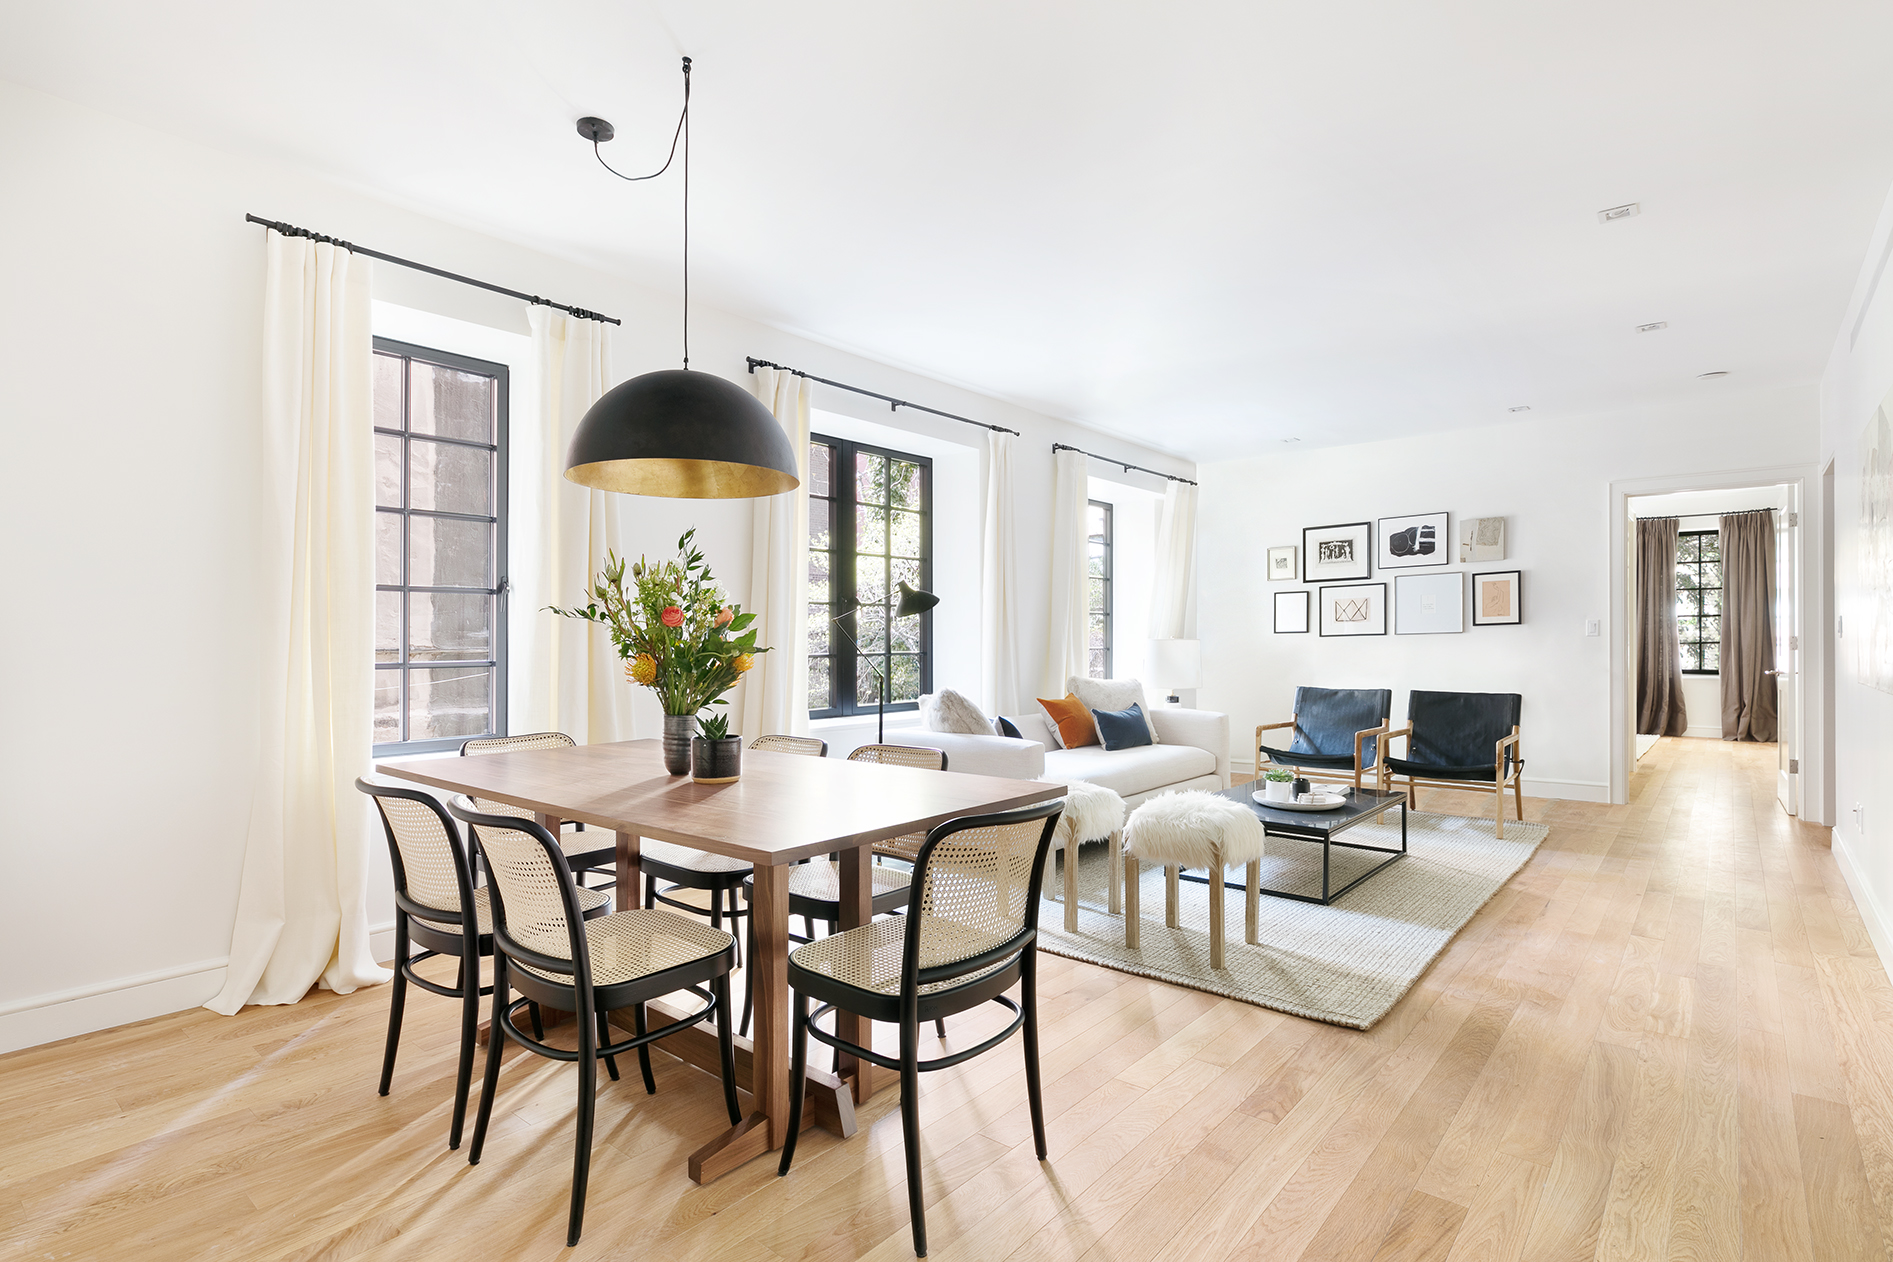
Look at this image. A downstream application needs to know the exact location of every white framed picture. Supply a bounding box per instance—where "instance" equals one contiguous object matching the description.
[1377,512,1449,570]
[1394,571,1465,634]
[1318,582,1387,636]
[1266,546,1298,582]
[1472,570,1523,625]
[1273,590,1310,633]
[1302,521,1372,583]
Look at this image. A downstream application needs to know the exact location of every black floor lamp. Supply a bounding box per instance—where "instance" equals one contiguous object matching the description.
[831,581,939,744]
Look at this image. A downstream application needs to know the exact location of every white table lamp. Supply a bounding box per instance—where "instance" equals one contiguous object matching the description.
[1148,638,1201,705]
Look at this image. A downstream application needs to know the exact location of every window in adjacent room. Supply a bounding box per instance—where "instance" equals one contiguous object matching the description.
[807,435,933,718]
[1087,499,1113,678]
[1676,528,1720,674]
[373,338,509,753]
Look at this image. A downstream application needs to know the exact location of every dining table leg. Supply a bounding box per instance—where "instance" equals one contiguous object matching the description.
[835,843,883,1104]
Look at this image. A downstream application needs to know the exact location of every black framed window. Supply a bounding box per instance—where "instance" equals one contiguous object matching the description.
[1676,529,1721,674]
[1087,499,1112,678]
[373,338,509,753]
[806,435,932,717]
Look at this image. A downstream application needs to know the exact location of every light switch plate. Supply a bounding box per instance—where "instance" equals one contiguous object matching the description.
[1585,619,1601,637]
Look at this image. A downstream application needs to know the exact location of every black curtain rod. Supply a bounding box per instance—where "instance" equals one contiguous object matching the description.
[245,214,620,326]
[745,356,1020,435]
[1052,442,1198,486]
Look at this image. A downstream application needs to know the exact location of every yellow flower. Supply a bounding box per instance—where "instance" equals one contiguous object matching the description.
[627,653,658,686]
[733,653,755,674]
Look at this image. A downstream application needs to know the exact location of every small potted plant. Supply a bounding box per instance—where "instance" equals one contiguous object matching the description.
[1261,767,1295,803]
[691,712,743,783]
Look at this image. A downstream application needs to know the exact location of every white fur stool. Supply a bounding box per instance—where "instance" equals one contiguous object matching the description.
[1122,791,1268,969]
[1050,780,1128,933]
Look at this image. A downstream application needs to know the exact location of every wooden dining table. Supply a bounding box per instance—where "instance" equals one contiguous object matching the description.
[376,737,1063,1183]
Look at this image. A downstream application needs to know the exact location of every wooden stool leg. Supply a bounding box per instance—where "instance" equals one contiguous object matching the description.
[1107,830,1122,915]
[1209,864,1225,970]
[1165,866,1180,929]
[1064,840,1080,934]
[1124,856,1140,949]
[1245,859,1260,946]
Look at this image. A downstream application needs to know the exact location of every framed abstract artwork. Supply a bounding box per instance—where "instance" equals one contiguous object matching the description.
[1377,512,1448,570]
[1472,570,1523,625]
[1318,582,1387,636]
[1273,590,1310,633]
[1266,546,1298,582]
[1302,521,1372,582]
[1459,516,1507,563]
[1394,571,1464,634]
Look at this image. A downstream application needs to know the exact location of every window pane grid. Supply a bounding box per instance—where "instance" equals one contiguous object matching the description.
[1676,529,1721,675]
[1087,499,1113,679]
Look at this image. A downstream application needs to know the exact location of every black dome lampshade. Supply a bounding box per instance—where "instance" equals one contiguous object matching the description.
[895,581,939,617]
[564,369,801,498]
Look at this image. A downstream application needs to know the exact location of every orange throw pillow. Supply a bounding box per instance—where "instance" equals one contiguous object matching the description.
[1037,693,1099,749]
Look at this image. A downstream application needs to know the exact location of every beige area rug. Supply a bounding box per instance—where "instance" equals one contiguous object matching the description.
[1038,811,1550,1030]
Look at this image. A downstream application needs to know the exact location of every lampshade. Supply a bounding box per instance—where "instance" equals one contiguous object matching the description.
[564,369,800,498]
[896,581,940,617]
[1148,638,1201,688]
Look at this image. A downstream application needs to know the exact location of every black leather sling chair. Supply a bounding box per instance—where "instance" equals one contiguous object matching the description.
[1382,690,1525,837]
[1255,686,1393,791]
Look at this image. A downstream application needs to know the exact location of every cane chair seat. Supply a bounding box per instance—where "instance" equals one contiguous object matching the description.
[513,908,735,987]
[409,884,608,938]
[870,832,927,864]
[640,838,753,875]
[789,916,1013,998]
[785,858,912,904]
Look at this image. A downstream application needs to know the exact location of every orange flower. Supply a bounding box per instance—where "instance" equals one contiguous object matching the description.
[733,653,755,674]
[659,606,684,628]
[627,653,658,686]
[715,606,733,627]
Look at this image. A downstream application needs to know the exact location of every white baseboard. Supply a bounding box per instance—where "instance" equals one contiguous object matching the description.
[1228,759,1606,804]
[1831,827,1893,988]
[370,920,397,967]
[0,958,228,1055]
[1684,726,1724,740]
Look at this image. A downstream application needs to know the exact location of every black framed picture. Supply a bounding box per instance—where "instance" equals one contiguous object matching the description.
[1273,590,1310,633]
[1472,570,1523,625]
[1302,521,1372,583]
[1318,582,1388,636]
[1376,512,1448,570]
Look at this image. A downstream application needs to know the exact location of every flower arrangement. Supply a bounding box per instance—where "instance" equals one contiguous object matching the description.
[548,529,765,719]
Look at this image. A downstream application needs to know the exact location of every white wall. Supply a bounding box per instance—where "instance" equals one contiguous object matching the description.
[0,79,1191,1050]
[1197,388,1819,798]
[1820,177,1893,972]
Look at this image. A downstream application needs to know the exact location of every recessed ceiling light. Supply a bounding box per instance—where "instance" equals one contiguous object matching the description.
[1636,321,1668,333]
[1598,203,1641,223]
[1698,371,1730,379]
[1282,437,1301,444]
[1508,406,1531,413]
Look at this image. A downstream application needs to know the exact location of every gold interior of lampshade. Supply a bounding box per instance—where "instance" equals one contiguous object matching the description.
[565,458,800,499]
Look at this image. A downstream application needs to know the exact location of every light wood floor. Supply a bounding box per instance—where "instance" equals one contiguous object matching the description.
[7,738,1893,1260]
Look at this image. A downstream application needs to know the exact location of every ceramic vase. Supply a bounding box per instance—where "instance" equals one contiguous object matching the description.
[690,736,743,784]
[662,713,696,776]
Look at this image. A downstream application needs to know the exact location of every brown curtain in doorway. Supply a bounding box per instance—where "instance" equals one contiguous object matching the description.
[1636,517,1688,736]
[1720,510,1779,741]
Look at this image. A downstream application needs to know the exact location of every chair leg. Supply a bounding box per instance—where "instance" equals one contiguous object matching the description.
[598,1008,620,1082]
[1514,775,1524,821]
[1125,857,1140,950]
[1108,831,1123,916]
[740,908,756,1038]
[633,1005,657,1095]
[528,1002,545,1041]
[449,951,478,1149]
[1494,784,1505,840]
[1064,841,1080,934]
[1022,946,1047,1161]
[1209,864,1226,971]
[778,991,810,1176]
[378,918,409,1097]
[935,1018,947,1040]
[568,993,597,1247]
[1165,866,1180,930]
[1245,859,1260,947]
[467,961,508,1165]
[900,1014,928,1259]
[644,874,655,910]
[712,973,742,1125]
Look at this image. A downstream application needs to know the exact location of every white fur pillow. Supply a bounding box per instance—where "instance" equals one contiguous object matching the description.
[1065,675,1161,744]
[920,688,995,735]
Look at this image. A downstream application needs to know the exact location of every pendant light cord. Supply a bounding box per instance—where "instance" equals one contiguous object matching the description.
[589,57,692,369]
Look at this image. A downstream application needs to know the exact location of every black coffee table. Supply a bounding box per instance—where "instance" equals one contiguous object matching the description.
[1178,784,1408,906]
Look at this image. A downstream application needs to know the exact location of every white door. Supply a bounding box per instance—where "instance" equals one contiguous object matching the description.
[1775,499,1798,815]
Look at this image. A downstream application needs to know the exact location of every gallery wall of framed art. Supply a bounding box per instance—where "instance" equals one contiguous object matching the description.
[1261,514,1517,640]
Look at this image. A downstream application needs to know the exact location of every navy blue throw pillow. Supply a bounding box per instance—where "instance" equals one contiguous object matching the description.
[996,715,1023,739]
[1091,703,1153,751]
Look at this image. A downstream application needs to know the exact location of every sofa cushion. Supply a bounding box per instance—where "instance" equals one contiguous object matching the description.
[1066,676,1161,743]
[1093,702,1154,751]
[1043,742,1216,799]
[919,688,994,735]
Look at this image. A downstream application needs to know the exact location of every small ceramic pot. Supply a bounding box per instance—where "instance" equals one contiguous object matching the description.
[1292,777,1312,798]
[691,736,743,784]
[661,713,697,776]
[1262,779,1294,803]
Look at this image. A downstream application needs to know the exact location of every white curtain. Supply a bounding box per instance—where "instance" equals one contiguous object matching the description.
[738,367,812,740]
[1151,480,1198,640]
[1043,447,1091,697]
[517,308,633,743]
[981,430,1026,717]
[208,231,388,1014]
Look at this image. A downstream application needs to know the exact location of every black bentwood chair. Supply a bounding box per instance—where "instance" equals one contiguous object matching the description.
[460,732,617,892]
[776,798,1066,1259]
[356,778,610,1150]
[1383,690,1525,837]
[1255,686,1393,791]
[451,799,741,1249]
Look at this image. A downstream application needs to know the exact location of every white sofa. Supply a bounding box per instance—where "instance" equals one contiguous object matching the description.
[917,707,1230,807]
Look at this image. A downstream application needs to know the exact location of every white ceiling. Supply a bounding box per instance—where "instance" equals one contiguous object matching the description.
[7,1,1893,459]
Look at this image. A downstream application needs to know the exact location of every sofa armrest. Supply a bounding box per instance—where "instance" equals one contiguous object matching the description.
[911,732,1046,780]
[1151,707,1230,786]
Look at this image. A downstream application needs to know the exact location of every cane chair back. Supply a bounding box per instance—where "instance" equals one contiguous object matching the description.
[462,731,577,756]
[750,733,828,757]
[458,811,588,976]
[912,813,1049,972]
[850,745,949,863]
[371,789,473,918]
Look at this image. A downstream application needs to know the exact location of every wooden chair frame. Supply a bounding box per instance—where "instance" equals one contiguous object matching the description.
[1381,723,1524,838]
[1255,717,1391,791]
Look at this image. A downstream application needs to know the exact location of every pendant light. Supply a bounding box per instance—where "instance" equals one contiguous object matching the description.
[565,59,799,499]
